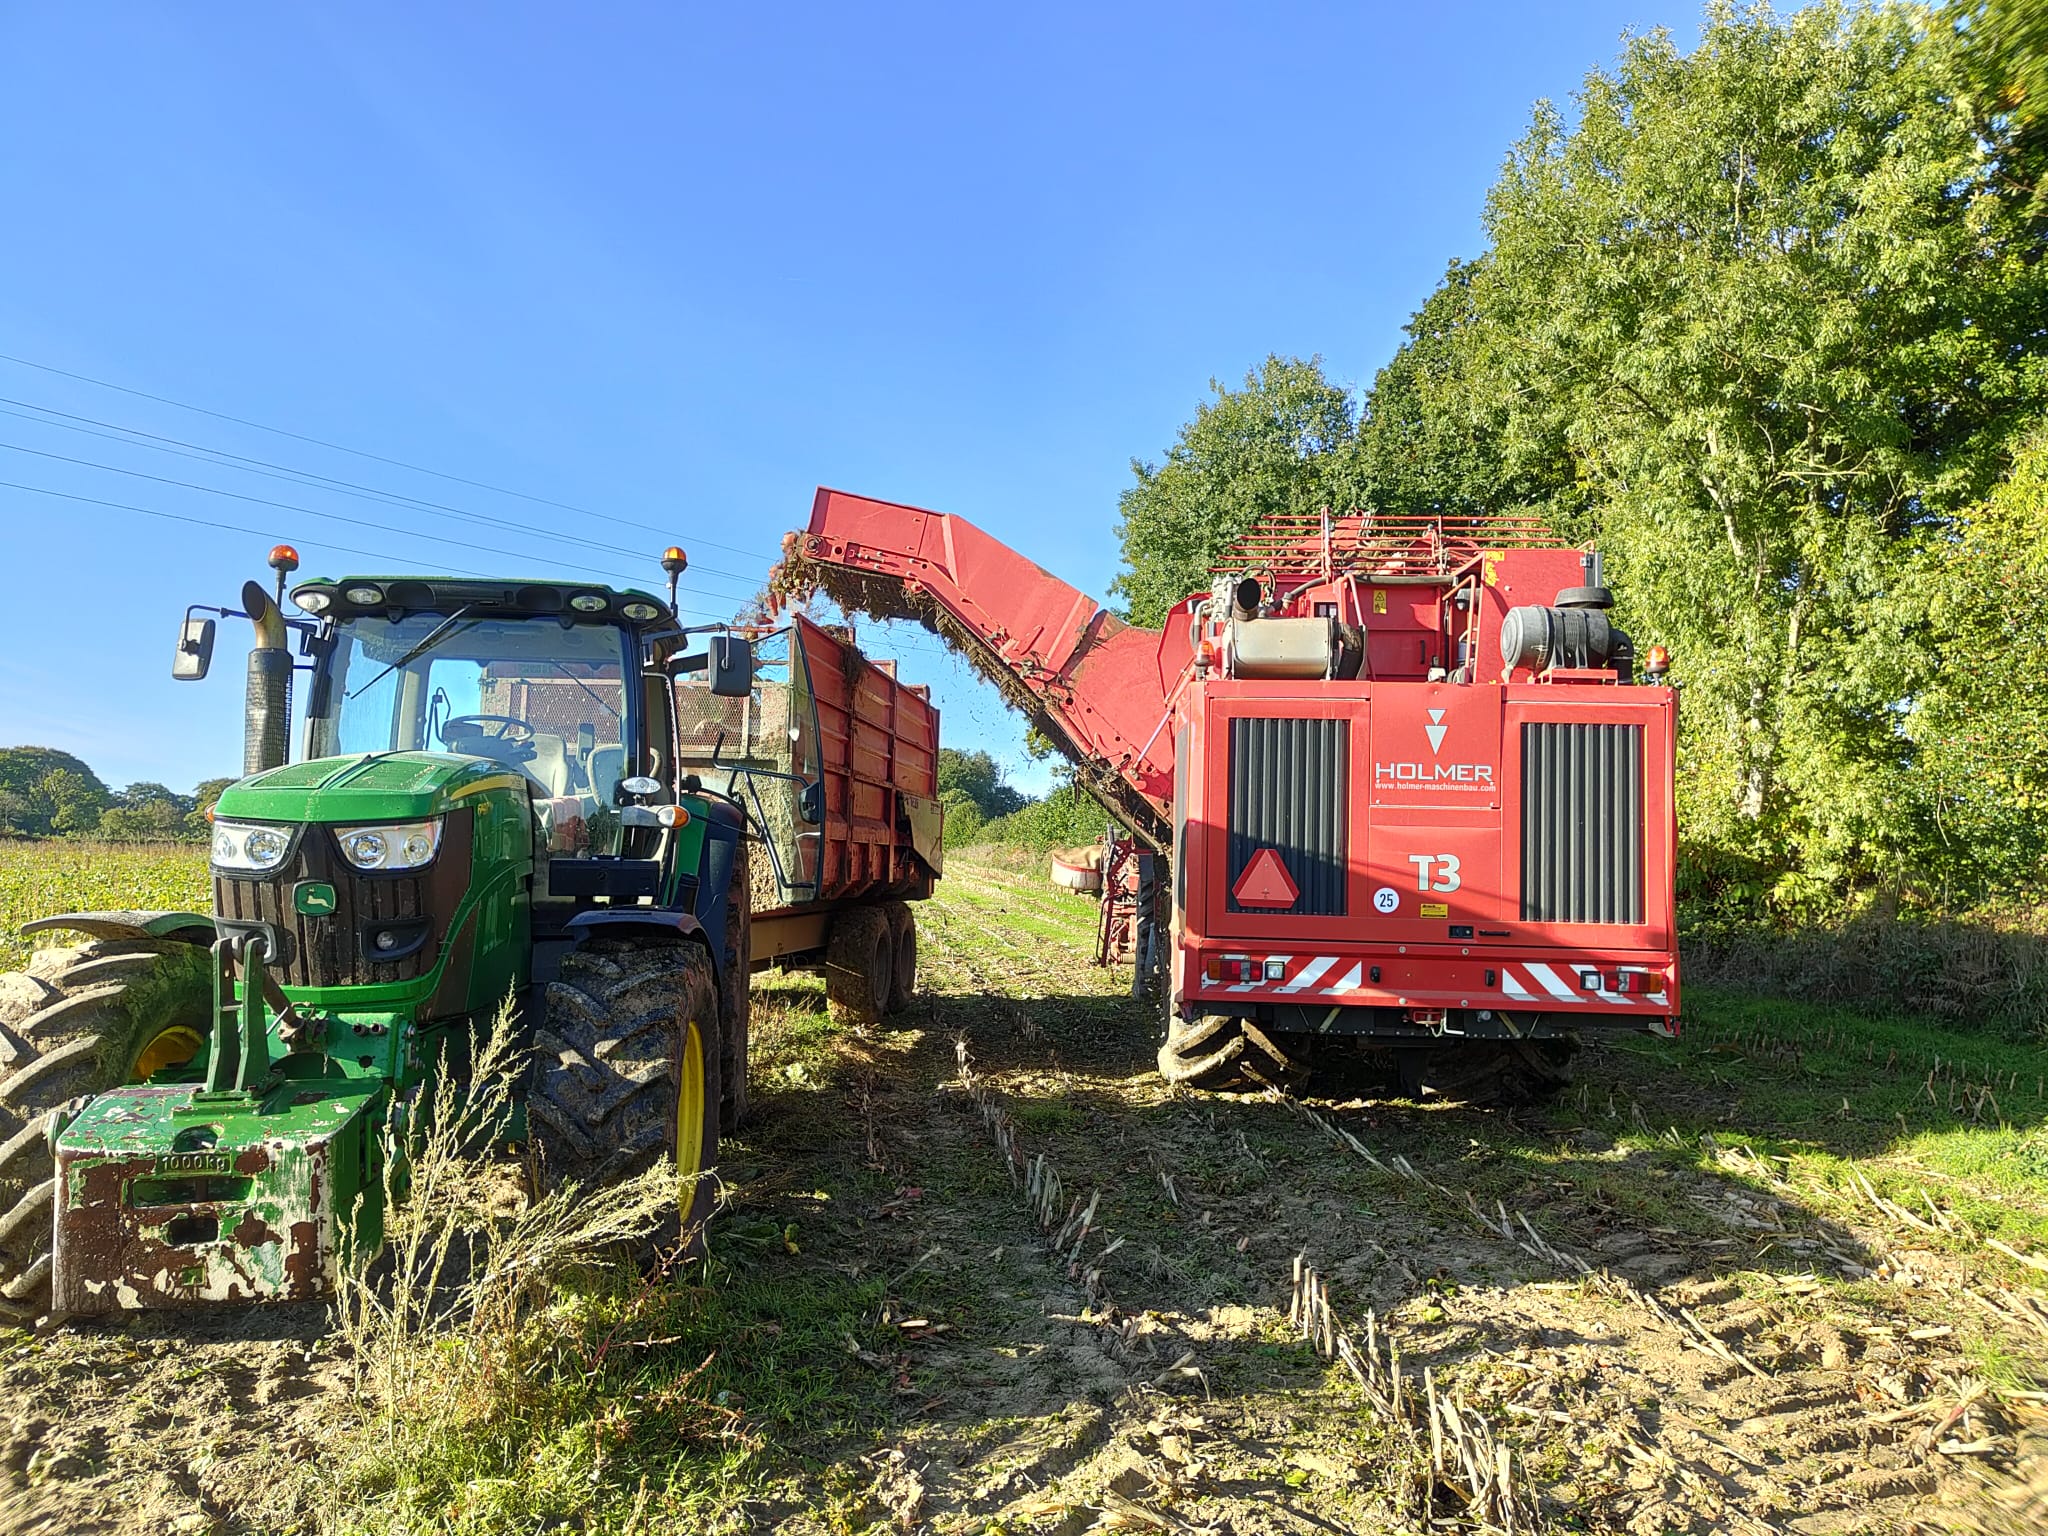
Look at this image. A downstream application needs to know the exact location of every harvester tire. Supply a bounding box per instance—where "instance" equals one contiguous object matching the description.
[0,939,212,1323]
[881,901,916,1015]
[528,937,722,1256]
[1396,1040,1577,1106]
[824,907,892,1026]
[1158,1012,1299,1091]
[719,846,752,1134]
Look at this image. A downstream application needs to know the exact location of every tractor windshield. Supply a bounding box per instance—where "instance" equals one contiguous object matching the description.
[307,613,639,855]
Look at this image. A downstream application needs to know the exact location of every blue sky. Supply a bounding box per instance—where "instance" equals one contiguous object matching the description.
[0,1,1699,798]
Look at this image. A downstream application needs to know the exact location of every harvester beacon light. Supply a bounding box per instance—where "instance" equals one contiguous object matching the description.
[212,821,293,873]
[335,818,444,872]
[1645,644,1671,682]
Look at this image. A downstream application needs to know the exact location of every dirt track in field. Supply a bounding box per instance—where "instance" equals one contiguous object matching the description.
[4,855,2047,1534]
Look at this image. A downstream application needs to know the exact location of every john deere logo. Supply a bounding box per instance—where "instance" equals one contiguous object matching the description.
[293,881,337,916]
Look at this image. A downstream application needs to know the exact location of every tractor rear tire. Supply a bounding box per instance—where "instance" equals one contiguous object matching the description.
[1158,1012,1300,1091]
[824,907,892,1026]
[528,938,722,1256]
[881,901,916,1015]
[719,846,752,1134]
[0,939,212,1324]
[1396,1039,1577,1106]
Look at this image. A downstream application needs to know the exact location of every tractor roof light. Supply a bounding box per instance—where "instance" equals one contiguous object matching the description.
[292,586,334,614]
[620,600,664,622]
[343,584,385,607]
[569,592,611,613]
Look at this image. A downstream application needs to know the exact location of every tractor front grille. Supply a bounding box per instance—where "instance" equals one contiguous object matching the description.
[1520,722,1644,925]
[213,810,472,988]
[1225,716,1349,915]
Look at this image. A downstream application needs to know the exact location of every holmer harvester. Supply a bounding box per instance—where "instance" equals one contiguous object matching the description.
[779,489,1679,1101]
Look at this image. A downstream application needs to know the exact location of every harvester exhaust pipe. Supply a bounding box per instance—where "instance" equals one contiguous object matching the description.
[241,580,292,775]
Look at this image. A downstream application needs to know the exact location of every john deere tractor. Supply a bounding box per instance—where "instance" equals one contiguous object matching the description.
[0,545,756,1323]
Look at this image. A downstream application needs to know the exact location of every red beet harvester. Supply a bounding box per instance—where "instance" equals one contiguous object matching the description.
[783,489,1678,1101]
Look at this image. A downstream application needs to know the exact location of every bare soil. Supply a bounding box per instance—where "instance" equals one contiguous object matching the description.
[4,855,2047,1533]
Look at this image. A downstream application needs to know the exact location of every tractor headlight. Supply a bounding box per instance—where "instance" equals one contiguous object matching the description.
[211,821,294,873]
[335,818,443,872]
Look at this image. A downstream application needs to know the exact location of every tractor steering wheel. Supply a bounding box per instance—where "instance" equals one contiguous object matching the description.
[441,713,534,746]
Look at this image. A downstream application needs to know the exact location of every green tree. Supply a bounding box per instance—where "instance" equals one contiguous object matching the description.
[1354,260,1576,523]
[936,748,1025,820]
[1112,355,1363,626]
[1902,428,2048,897]
[1469,1,2047,889]
[187,776,235,838]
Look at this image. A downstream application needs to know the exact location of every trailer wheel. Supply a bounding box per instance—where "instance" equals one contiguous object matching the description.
[719,846,751,1133]
[1157,1012,1300,1090]
[0,940,212,1324]
[824,908,892,1026]
[1396,1040,1577,1105]
[881,901,916,1015]
[528,937,722,1255]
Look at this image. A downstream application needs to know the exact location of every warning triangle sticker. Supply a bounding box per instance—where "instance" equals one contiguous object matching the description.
[1232,848,1299,908]
[1424,707,1449,754]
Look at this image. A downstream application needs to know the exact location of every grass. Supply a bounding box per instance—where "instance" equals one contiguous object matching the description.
[0,837,209,968]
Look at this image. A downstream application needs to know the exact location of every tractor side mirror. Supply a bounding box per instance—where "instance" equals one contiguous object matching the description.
[708,634,754,698]
[799,779,824,825]
[173,616,216,681]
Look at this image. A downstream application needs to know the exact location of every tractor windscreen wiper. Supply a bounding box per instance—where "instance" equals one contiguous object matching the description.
[346,605,478,701]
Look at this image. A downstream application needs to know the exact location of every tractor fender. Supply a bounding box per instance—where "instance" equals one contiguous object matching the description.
[563,910,717,975]
[20,910,216,946]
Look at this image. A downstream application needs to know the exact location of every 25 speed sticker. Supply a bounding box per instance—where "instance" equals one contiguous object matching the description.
[1372,886,1400,914]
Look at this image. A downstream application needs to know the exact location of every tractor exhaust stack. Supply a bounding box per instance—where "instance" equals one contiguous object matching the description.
[240,580,291,775]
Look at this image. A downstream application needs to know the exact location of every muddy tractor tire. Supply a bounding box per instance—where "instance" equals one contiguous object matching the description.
[719,847,752,1134]
[1158,1011,1300,1091]
[824,907,892,1026]
[1396,1039,1578,1106]
[528,937,722,1255]
[881,900,917,1015]
[0,940,213,1324]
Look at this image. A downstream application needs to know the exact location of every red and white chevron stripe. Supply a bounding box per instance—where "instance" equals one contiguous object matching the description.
[1209,954,1669,1008]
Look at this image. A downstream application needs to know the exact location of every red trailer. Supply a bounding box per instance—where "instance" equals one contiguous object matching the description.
[677,612,942,1021]
[777,489,1679,1100]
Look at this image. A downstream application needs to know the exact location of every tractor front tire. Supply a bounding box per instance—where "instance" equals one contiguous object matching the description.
[719,846,752,1134]
[1158,1012,1299,1091]
[0,940,212,1324]
[824,908,892,1026]
[528,938,722,1255]
[881,901,917,1015]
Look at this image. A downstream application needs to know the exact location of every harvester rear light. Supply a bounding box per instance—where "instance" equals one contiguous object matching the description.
[1203,955,1258,982]
[211,821,293,873]
[334,818,444,872]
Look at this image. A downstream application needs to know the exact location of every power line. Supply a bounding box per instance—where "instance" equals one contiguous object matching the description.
[0,351,783,567]
[0,437,752,607]
[0,397,773,588]
[0,478,739,621]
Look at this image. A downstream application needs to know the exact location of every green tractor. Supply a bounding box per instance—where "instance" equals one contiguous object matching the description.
[0,545,757,1323]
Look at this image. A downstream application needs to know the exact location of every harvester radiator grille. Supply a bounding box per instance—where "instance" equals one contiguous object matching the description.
[1226,717,1348,915]
[1520,722,1644,925]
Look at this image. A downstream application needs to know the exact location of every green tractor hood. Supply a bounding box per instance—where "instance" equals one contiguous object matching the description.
[215,752,526,822]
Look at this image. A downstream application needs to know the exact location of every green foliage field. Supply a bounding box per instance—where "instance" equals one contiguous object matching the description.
[0,840,210,970]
